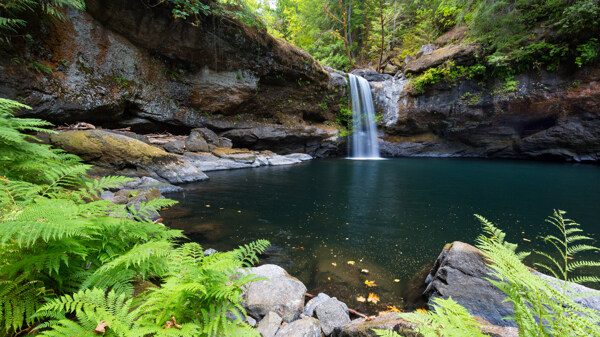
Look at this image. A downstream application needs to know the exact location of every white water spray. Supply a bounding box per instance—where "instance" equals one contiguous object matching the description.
[348,74,381,159]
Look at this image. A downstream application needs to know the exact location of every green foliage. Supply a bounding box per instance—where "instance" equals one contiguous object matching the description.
[475,213,600,336]
[168,0,265,28]
[376,211,600,337]
[575,38,599,67]
[374,298,485,337]
[0,98,270,336]
[410,61,486,94]
[0,0,85,44]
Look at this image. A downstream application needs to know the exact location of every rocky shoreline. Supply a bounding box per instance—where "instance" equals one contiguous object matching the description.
[236,241,600,337]
[42,124,316,195]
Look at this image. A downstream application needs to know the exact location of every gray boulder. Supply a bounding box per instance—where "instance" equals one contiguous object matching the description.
[274,317,322,337]
[424,241,600,327]
[191,128,220,146]
[285,153,313,161]
[303,293,331,317]
[185,132,209,152]
[243,264,307,322]
[267,155,301,166]
[256,311,283,337]
[314,298,351,336]
[218,137,233,148]
[163,140,186,154]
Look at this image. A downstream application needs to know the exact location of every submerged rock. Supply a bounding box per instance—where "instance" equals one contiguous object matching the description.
[243,264,307,322]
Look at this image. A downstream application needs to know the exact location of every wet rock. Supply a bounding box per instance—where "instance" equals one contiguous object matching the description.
[243,264,307,322]
[50,130,208,184]
[119,176,183,194]
[203,248,218,256]
[315,298,351,336]
[267,155,301,166]
[100,191,115,202]
[424,241,600,327]
[334,313,419,337]
[274,317,321,337]
[184,152,256,171]
[256,311,283,337]
[404,43,481,74]
[304,293,331,317]
[163,140,186,154]
[220,125,339,155]
[350,69,392,82]
[285,153,313,161]
[125,188,164,221]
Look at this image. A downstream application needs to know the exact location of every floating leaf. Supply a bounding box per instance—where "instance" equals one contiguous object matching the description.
[364,280,377,287]
[331,262,337,267]
[367,293,380,304]
[356,296,366,302]
[393,279,400,283]
[361,269,369,274]
[347,261,355,265]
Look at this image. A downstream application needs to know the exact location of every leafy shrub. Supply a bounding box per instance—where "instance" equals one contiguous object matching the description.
[0,98,270,336]
[410,62,486,94]
[575,38,599,67]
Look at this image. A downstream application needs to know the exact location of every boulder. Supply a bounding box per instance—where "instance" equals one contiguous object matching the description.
[243,264,307,322]
[163,140,186,154]
[218,137,233,148]
[314,298,351,336]
[186,131,210,152]
[285,153,313,161]
[267,155,301,166]
[416,44,436,58]
[303,293,331,317]
[119,176,183,193]
[424,241,600,327]
[274,317,322,337]
[256,311,283,337]
[50,130,208,184]
[191,128,220,146]
[184,152,257,171]
[333,313,419,337]
[404,43,481,74]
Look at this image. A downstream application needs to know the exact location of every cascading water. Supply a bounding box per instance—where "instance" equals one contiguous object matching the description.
[348,74,381,159]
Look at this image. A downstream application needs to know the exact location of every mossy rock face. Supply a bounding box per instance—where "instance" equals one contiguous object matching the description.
[50,130,208,183]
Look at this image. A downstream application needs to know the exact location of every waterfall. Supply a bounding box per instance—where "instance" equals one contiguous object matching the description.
[348,74,381,159]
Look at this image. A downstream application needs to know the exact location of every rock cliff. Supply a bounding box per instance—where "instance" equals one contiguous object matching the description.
[0,0,343,156]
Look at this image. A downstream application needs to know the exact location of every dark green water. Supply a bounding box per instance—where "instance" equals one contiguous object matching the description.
[162,158,600,312]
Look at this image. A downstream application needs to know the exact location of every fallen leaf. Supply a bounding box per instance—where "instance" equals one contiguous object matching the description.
[328,277,331,281]
[347,261,355,265]
[393,279,400,283]
[95,321,108,334]
[356,296,366,302]
[331,262,337,267]
[417,308,428,314]
[205,205,210,207]
[367,293,380,304]
[523,238,531,242]
[295,246,305,250]
[364,280,377,287]
[361,269,369,274]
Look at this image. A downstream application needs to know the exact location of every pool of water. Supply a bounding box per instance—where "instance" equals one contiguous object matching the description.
[162,158,600,312]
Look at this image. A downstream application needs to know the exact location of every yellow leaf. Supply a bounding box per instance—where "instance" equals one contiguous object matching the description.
[417,308,427,314]
[356,296,366,302]
[364,280,377,287]
[347,261,355,265]
[367,293,380,304]
[393,279,400,283]
[331,262,337,267]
